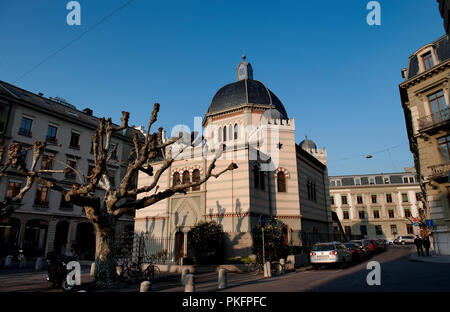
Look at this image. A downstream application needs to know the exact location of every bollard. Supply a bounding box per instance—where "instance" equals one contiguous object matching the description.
[218,268,227,289]
[279,259,285,274]
[184,274,195,292]
[90,262,96,277]
[264,261,272,278]
[19,257,27,269]
[181,267,190,285]
[140,281,152,292]
[4,255,13,268]
[35,257,44,270]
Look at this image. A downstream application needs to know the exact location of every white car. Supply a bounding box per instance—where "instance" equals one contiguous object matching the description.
[310,242,353,269]
[393,235,415,245]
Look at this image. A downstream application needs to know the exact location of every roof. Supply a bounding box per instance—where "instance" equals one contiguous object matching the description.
[206,79,288,118]
[406,35,450,80]
[0,80,141,142]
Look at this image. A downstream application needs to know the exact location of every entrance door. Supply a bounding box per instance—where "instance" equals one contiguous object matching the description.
[174,231,184,263]
[54,221,69,254]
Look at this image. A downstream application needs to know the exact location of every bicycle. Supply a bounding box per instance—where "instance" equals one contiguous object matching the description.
[142,263,161,282]
[248,261,283,276]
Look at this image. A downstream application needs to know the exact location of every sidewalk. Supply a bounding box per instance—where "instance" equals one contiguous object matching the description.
[409,252,450,263]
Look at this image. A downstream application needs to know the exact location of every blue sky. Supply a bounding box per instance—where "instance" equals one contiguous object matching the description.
[0,0,445,176]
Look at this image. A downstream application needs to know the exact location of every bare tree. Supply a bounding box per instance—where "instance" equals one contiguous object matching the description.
[0,103,237,287]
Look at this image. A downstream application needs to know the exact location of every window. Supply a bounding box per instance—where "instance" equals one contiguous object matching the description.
[375,225,383,235]
[422,51,434,70]
[360,225,367,236]
[307,181,316,201]
[402,193,409,203]
[371,194,377,204]
[191,169,200,191]
[46,125,57,143]
[373,210,380,219]
[355,178,361,185]
[330,180,335,187]
[384,177,390,184]
[223,126,227,142]
[369,178,375,185]
[336,180,341,186]
[359,211,365,219]
[234,124,238,140]
[182,170,190,185]
[388,210,395,218]
[41,155,54,170]
[409,177,415,183]
[173,172,180,186]
[259,171,265,191]
[109,143,118,160]
[34,186,49,206]
[404,209,411,218]
[69,131,80,149]
[330,196,334,205]
[406,224,414,234]
[428,90,447,116]
[438,135,450,163]
[60,194,73,209]
[403,177,409,183]
[343,211,349,219]
[357,194,363,204]
[19,117,33,136]
[6,181,22,202]
[344,226,351,235]
[390,224,398,235]
[386,193,393,203]
[254,165,260,189]
[218,127,222,142]
[277,171,286,192]
[341,195,348,205]
[65,159,77,178]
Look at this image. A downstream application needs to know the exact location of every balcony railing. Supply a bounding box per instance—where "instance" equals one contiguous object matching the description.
[428,163,450,180]
[418,107,449,131]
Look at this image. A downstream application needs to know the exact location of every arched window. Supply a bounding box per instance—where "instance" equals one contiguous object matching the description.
[234,124,238,140]
[277,171,286,192]
[229,125,233,142]
[223,126,227,142]
[253,164,260,189]
[192,169,200,191]
[173,172,181,186]
[182,170,190,185]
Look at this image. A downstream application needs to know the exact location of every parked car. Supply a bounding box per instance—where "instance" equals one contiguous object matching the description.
[364,239,378,253]
[349,240,372,258]
[393,235,415,245]
[344,243,365,262]
[310,242,353,269]
[375,239,387,252]
[384,239,394,246]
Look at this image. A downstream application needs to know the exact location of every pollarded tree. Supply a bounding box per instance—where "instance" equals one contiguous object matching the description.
[0,103,237,288]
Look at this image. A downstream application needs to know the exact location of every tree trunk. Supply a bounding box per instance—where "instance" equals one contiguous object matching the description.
[94,217,118,288]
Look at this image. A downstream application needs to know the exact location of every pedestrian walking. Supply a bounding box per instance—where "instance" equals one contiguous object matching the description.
[414,235,424,256]
[422,236,431,256]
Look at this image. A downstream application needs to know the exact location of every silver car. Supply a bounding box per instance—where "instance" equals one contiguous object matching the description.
[394,235,415,245]
[310,242,353,269]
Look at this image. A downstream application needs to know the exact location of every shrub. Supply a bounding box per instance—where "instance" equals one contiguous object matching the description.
[187,221,224,265]
[251,224,289,263]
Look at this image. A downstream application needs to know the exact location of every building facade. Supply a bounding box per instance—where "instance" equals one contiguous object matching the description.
[0,81,136,261]
[330,171,422,240]
[399,35,450,255]
[135,57,333,261]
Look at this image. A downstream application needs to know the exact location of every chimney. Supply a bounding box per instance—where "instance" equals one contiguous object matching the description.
[38,92,44,96]
[83,108,93,116]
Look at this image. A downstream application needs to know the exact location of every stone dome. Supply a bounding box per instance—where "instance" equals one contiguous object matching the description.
[299,137,317,151]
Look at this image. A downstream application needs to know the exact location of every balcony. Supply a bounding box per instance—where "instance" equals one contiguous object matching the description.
[418,107,449,133]
[428,163,450,182]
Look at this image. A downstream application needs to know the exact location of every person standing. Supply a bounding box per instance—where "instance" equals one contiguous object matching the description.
[414,235,424,256]
[422,236,431,256]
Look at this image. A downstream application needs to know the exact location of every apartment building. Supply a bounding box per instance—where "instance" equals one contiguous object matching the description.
[330,171,422,240]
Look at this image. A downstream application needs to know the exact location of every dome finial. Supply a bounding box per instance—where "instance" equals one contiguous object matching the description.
[242,50,246,61]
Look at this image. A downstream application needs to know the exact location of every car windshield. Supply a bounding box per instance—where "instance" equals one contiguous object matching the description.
[312,244,335,251]
[344,243,356,248]
[351,241,363,246]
